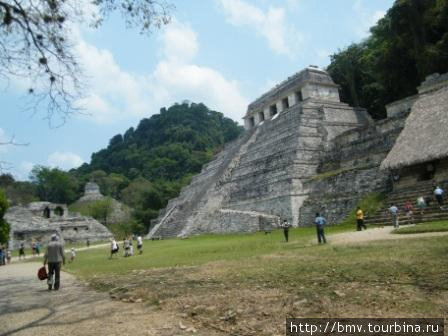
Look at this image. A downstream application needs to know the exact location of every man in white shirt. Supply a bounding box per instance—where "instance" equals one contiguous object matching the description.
[137,235,143,255]
[434,186,444,209]
[110,239,118,259]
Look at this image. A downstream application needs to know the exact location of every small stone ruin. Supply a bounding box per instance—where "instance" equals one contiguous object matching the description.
[5,201,113,248]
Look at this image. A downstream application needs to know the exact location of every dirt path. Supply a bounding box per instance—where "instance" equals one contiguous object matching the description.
[0,262,219,336]
[329,225,448,245]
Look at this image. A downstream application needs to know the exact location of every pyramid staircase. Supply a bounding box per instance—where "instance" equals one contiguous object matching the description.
[364,179,448,226]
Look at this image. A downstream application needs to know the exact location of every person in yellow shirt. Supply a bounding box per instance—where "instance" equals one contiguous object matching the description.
[356,207,366,231]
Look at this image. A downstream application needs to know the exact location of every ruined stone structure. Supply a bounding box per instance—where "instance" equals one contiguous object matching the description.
[6,201,113,248]
[147,67,372,238]
[78,182,104,202]
[75,182,131,224]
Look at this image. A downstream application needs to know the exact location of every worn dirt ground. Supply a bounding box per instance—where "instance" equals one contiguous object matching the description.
[2,227,447,336]
[0,262,221,336]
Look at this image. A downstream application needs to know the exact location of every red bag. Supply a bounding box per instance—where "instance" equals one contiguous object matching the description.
[38,266,48,280]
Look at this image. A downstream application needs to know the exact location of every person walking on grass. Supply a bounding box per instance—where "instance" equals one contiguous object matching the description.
[389,203,399,229]
[434,185,445,209]
[43,234,65,291]
[70,247,76,263]
[356,207,366,231]
[18,242,25,260]
[281,219,291,242]
[123,238,130,257]
[137,235,143,255]
[315,213,327,244]
[6,249,11,264]
[110,238,119,259]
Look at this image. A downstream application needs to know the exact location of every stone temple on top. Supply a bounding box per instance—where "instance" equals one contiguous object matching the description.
[147,66,375,238]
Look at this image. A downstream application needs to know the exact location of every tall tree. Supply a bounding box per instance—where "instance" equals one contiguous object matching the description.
[0,188,9,244]
[30,165,79,203]
[327,0,448,119]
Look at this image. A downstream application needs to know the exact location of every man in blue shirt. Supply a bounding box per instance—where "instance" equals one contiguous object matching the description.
[315,213,327,244]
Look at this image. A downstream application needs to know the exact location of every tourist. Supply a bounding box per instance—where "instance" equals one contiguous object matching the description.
[6,249,11,264]
[70,247,76,263]
[129,238,134,256]
[315,213,327,244]
[434,185,445,209]
[356,207,366,231]
[110,238,119,259]
[281,219,291,242]
[31,242,36,256]
[417,196,427,215]
[86,239,90,248]
[0,245,4,266]
[137,235,143,255]
[19,242,25,260]
[43,234,65,291]
[35,242,40,256]
[123,238,130,257]
[389,204,399,228]
[1,245,5,265]
[404,200,414,224]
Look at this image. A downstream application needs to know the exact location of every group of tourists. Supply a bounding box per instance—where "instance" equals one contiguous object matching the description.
[31,241,41,256]
[0,244,11,265]
[388,184,445,228]
[109,235,143,259]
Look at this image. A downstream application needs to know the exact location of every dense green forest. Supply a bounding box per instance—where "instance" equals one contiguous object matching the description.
[327,0,448,119]
[1,102,243,235]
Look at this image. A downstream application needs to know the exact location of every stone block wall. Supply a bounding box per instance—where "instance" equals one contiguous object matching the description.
[299,110,410,226]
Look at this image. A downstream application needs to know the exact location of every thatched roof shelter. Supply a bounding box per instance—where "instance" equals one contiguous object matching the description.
[381,74,448,170]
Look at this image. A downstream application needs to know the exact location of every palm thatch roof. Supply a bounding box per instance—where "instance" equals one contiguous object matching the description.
[381,82,448,170]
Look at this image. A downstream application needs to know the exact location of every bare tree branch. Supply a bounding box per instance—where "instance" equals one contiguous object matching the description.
[0,0,173,125]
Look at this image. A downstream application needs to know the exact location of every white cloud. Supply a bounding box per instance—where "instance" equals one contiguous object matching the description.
[353,0,386,38]
[316,49,332,68]
[216,0,303,57]
[9,161,35,181]
[47,151,84,170]
[74,20,249,124]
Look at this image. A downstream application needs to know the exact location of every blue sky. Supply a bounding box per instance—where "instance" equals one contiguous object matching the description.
[0,0,394,180]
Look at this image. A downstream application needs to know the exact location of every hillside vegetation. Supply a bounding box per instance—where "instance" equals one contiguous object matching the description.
[328,0,448,119]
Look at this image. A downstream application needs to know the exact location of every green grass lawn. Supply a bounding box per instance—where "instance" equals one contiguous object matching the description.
[61,225,448,333]
[64,223,358,277]
[394,220,448,234]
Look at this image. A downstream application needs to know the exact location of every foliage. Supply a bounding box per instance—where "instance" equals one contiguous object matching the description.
[327,0,448,119]
[0,0,172,123]
[70,197,114,224]
[338,192,386,229]
[88,197,114,226]
[72,102,243,231]
[0,173,38,205]
[0,188,10,244]
[393,220,448,234]
[30,165,80,204]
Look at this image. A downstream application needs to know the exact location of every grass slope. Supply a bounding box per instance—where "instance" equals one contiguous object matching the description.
[394,220,448,234]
